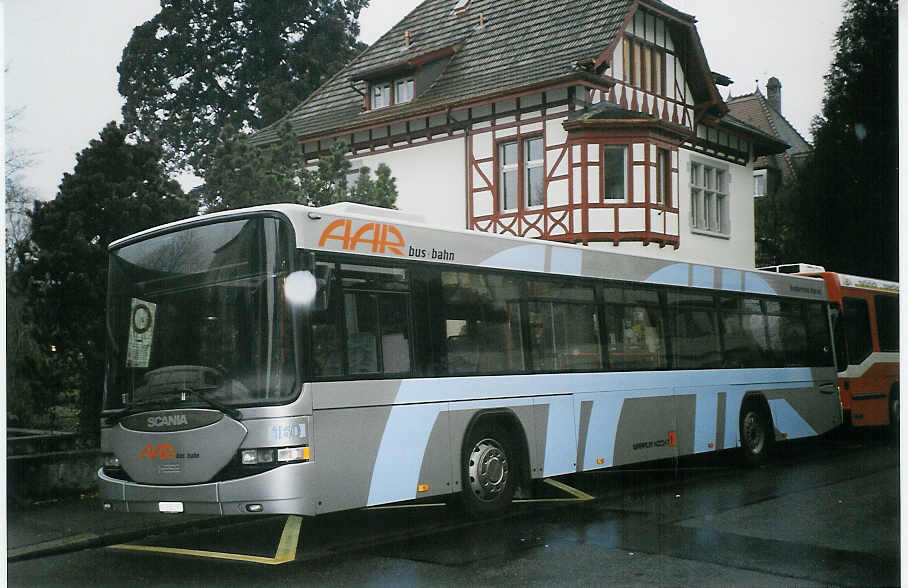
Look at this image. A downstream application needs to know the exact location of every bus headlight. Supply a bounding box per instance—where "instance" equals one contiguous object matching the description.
[240,446,310,465]
[102,454,121,468]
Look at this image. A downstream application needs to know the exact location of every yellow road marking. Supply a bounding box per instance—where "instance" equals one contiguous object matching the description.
[272,515,302,563]
[365,502,448,510]
[109,515,302,565]
[514,478,595,503]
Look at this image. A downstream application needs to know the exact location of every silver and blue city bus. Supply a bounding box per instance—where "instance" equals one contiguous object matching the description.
[99,202,842,517]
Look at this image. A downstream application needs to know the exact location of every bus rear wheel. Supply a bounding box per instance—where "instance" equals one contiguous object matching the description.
[740,405,772,466]
[462,422,515,518]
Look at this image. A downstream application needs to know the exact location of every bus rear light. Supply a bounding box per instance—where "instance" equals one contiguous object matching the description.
[240,446,310,465]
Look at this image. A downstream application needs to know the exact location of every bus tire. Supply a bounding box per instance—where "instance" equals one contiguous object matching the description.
[740,401,773,467]
[888,386,899,438]
[462,420,515,518]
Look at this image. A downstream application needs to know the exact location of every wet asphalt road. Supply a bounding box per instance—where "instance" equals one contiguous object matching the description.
[8,429,900,587]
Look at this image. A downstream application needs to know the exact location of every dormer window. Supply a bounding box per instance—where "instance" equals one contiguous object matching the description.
[370,77,414,109]
[395,78,414,104]
[372,83,391,109]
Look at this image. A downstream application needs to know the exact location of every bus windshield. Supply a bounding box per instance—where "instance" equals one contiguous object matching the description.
[104,216,297,411]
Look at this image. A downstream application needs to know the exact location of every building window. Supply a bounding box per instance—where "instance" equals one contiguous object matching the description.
[690,161,728,235]
[395,78,414,104]
[622,36,665,97]
[499,136,544,211]
[656,148,671,206]
[524,137,544,207]
[603,145,627,201]
[372,83,391,109]
[500,141,519,211]
[753,169,767,197]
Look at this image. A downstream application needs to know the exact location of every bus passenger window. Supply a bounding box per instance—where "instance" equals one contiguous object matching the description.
[720,297,770,368]
[602,286,666,371]
[341,263,412,376]
[668,291,720,369]
[765,300,808,366]
[843,297,873,364]
[345,292,380,374]
[527,280,601,372]
[440,271,524,375]
[806,303,835,367]
[875,295,899,352]
[379,294,411,373]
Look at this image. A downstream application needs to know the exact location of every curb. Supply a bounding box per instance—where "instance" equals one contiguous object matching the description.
[8,516,229,563]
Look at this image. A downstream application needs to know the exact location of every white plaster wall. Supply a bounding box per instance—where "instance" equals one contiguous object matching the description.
[351,138,467,229]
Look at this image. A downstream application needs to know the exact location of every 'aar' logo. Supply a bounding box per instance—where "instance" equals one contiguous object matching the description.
[318,219,405,255]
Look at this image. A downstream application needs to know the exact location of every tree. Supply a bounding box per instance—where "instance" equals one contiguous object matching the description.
[202,123,397,211]
[5,106,47,430]
[788,0,898,280]
[19,122,197,436]
[118,0,368,176]
[5,106,37,266]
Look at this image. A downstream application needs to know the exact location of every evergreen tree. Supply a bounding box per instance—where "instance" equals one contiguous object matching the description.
[19,122,197,436]
[118,0,368,175]
[203,124,397,211]
[789,0,898,279]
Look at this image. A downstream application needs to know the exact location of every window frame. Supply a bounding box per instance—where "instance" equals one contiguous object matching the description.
[602,144,629,203]
[395,77,414,104]
[656,147,671,206]
[622,35,667,98]
[371,82,391,109]
[753,169,768,197]
[842,296,874,364]
[497,134,545,213]
[690,158,730,237]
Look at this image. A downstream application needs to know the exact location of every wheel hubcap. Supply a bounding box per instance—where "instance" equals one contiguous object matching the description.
[468,438,509,502]
[743,412,765,454]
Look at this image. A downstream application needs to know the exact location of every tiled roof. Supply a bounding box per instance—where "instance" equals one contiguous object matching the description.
[251,0,634,145]
[726,90,811,179]
[727,91,811,155]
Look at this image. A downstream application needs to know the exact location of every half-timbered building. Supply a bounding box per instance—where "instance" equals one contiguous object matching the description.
[251,0,786,268]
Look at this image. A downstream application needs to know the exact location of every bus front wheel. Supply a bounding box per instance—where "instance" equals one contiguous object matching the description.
[462,421,515,518]
[740,404,772,466]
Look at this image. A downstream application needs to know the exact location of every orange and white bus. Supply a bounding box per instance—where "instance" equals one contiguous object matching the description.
[762,265,899,430]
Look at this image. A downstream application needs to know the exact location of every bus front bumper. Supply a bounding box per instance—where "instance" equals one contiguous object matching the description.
[97,461,316,516]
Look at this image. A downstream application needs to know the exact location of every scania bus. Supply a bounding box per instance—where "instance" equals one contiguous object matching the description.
[99,203,842,517]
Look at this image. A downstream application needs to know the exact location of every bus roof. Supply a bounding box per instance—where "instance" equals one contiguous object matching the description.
[822,272,899,294]
[110,202,830,302]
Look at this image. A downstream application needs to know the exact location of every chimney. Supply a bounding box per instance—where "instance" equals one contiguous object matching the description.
[766,77,782,113]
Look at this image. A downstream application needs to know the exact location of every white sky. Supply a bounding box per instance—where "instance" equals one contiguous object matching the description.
[4,0,842,202]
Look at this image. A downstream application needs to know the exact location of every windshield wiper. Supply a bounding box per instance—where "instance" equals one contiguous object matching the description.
[185,386,241,419]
